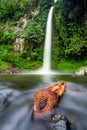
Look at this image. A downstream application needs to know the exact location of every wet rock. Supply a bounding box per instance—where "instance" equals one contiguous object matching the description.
[1,65,20,74]
[50,114,70,130]
[75,66,87,76]
[50,114,67,130]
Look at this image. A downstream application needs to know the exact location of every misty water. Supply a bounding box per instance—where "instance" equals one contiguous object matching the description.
[0,74,87,130]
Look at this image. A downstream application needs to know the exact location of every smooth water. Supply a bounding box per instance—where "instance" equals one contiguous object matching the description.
[0,74,87,130]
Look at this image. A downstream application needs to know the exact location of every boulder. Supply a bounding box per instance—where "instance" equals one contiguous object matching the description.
[75,66,87,76]
[1,65,20,74]
[50,114,71,130]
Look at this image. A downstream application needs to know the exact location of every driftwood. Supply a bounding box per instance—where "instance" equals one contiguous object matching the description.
[32,81,76,130]
[33,81,66,120]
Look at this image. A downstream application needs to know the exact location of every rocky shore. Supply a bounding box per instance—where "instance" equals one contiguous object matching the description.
[0,65,20,74]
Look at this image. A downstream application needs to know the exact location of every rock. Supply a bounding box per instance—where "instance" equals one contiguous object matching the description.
[75,66,87,76]
[13,36,24,53]
[1,65,20,74]
[50,114,70,130]
[50,114,76,130]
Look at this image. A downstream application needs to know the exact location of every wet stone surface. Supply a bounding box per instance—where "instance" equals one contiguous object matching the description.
[50,114,73,130]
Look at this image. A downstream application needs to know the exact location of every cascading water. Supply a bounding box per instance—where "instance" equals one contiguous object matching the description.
[36,0,58,74]
[25,0,58,74]
[54,0,57,3]
[28,6,56,74]
[42,6,54,72]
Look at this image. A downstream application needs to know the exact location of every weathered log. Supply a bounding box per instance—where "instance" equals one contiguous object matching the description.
[32,81,75,130]
[33,81,66,119]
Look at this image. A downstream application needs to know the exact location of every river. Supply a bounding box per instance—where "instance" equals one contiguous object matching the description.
[0,74,87,130]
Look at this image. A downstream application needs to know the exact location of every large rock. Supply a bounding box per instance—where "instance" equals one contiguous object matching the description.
[13,36,24,53]
[75,66,87,76]
[1,65,20,74]
[50,114,72,130]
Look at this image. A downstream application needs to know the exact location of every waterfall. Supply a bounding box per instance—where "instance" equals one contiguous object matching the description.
[26,1,58,74]
[41,0,57,73]
[54,0,57,2]
[42,6,54,72]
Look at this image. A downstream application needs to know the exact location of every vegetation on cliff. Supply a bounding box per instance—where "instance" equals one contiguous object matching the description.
[52,0,87,71]
[0,0,87,72]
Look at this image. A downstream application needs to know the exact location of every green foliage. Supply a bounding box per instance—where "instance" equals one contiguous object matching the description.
[31,46,44,61]
[52,59,87,72]
[23,21,45,60]
[0,0,39,21]
[63,20,87,59]
[55,0,85,21]
[0,46,8,60]
[52,0,87,64]
[0,23,16,44]
[24,21,44,45]
[0,0,87,72]
[0,0,53,70]
[0,45,42,70]
[39,0,53,11]
[0,60,10,70]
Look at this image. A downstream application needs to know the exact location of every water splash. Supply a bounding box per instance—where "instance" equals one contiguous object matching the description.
[28,68,58,75]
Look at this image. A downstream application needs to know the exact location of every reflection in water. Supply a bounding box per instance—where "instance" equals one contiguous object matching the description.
[0,74,87,130]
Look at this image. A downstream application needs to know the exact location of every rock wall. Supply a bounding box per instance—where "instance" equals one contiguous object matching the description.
[13,17,29,53]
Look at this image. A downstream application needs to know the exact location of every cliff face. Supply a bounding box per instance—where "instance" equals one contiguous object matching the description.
[0,0,87,71]
[0,1,40,53]
[0,0,53,70]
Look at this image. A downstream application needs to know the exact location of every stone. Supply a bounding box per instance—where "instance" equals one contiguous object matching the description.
[75,66,87,76]
[1,65,20,74]
[50,114,70,130]
[13,36,24,53]
[50,114,76,130]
